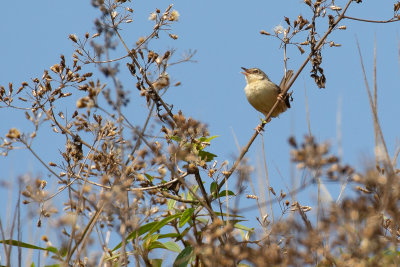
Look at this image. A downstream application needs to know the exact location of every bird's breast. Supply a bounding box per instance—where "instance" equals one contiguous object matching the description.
[244,80,284,117]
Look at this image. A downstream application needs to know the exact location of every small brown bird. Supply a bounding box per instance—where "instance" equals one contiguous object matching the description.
[241,67,293,118]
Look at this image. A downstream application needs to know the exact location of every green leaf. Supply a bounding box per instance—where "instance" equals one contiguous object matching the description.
[144,234,160,249]
[168,199,176,210]
[179,208,195,228]
[163,241,181,253]
[145,213,181,238]
[150,258,163,267]
[144,173,154,182]
[198,150,217,162]
[198,135,219,143]
[209,182,217,194]
[0,240,59,255]
[147,241,166,251]
[196,217,209,224]
[173,246,193,267]
[234,223,254,232]
[214,190,235,198]
[169,136,182,142]
[113,221,158,251]
[158,233,180,239]
[187,185,199,201]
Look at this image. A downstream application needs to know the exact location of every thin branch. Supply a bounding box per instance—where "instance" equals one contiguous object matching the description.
[343,16,400,24]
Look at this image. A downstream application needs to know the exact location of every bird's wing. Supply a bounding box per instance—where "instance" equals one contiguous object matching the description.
[279,70,294,108]
[279,70,293,90]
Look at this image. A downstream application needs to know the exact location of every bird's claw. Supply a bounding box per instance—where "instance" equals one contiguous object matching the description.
[277,93,285,102]
[255,124,264,133]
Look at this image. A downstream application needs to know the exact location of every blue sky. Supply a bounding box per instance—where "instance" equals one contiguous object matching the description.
[1,0,399,264]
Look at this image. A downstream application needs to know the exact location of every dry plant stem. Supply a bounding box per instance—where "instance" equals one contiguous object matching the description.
[19,138,64,183]
[304,84,312,136]
[65,203,105,264]
[225,175,229,222]
[0,220,11,266]
[356,40,393,173]
[95,105,155,160]
[295,202,312,231]
[74,139,104,258]
[160,191,198,204]
[46,107,100,154]
[247,167,263,219]
[216,0,354,193]
[90,9,171,65]
[111,5,176,123]
[236,177,314,213]
[125,102,155,165]
[373,36,379,168]
[47,132,100,202]
[176,172,217,220]
[343,16,400,24]
[193,170,212,211]
[261,135,273,222]
[356,40,396,231]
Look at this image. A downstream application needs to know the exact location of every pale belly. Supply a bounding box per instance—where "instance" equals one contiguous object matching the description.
[245,81,286,117]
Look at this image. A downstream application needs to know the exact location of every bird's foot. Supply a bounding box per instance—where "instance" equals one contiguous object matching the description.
[277,93,285,102]
[255,125,264,133]
[255,124,265,133]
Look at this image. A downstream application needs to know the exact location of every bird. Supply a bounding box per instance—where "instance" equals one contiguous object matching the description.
[241,67,293,118]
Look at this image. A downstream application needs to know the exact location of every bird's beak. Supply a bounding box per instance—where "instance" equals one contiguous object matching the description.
[241,67,249,75]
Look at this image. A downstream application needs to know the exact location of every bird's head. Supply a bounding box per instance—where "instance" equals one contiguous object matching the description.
[241,67,270,84]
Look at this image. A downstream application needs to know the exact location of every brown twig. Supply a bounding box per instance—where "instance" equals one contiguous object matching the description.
[343,16,400,24]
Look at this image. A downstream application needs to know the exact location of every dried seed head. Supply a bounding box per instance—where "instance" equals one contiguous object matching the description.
[330,5,342,11]
[136,37,145,46]
[273,24,284,34]
[168,34,178,40]
[169,10,180,21]
[297,46,305,54]
[68,34,78,43]
[153,73,170,90]
[6,128,21,139]
[50,64,60,73]
[260,30,270,35]
[148,12,157,21]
